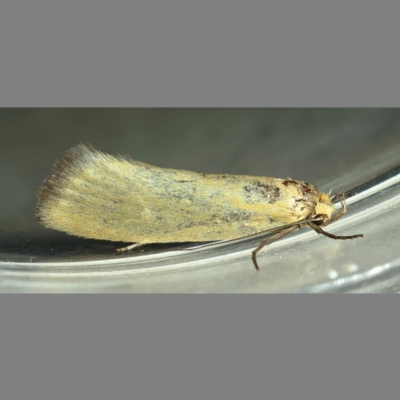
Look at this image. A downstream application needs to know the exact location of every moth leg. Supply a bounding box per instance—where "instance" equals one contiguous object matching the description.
[321,201,347,227]
[116,243,143,253]
[322,186,349,227]
[252,225,301,271]
[307,222,363,240]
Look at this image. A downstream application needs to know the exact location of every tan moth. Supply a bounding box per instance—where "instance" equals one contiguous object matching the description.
[36,144,363,270]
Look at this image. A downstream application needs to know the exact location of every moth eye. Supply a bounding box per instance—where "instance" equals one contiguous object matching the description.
[314,214,329,224]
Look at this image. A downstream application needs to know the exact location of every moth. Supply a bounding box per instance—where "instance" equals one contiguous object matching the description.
[36,144,363,270]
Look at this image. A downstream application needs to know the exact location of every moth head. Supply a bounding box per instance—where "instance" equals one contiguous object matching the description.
[314,192,335,223]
